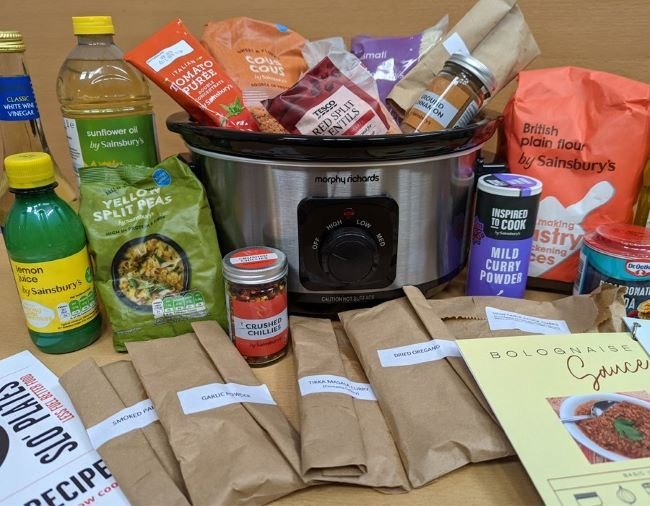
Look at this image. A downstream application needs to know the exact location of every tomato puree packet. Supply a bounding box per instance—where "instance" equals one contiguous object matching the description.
[202,17,308,104]
[265,56,395,136]
[503,67,650,287]
[125,18,258,131]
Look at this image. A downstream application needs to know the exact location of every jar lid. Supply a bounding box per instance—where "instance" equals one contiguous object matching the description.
[477,174,543,197]
[223,247,288,285]
[447,53,497,96]
[0,31,25,53]
[585,224,650,261]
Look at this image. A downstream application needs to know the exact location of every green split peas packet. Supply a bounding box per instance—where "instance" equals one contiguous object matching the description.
[79,156,227,351]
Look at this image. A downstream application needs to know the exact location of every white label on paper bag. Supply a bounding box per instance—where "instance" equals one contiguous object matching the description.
[378,340,461,368]
[442,32,470,56]
[298,374,377,401]
[146,39,193,72]
[87,399,158,450]
[177,382,276,415]
[623,317,650,355]
[485,307,570,335]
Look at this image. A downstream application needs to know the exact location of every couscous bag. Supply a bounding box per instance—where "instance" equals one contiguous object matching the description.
[79,156,227,351]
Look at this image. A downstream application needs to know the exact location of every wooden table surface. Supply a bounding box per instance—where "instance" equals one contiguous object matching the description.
[0,238,562,505]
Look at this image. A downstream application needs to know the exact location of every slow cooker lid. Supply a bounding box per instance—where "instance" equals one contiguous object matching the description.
[166,111,499,163]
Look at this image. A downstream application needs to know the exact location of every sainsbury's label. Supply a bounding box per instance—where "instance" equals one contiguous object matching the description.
[485,307,570,335]
[86,399,158,450]
[295,85,388,136]
[378,339,461,367]
[10,248,99,334]
[177,382,276,415]
[63,114,159,175]
[298,374,376,401]
[0,75,39,121]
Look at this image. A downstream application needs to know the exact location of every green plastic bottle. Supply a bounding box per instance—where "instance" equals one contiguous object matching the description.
[4,152,101,353]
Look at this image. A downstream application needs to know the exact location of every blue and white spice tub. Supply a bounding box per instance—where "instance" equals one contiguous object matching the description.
[466,174,542,297]
[574,223,650,317]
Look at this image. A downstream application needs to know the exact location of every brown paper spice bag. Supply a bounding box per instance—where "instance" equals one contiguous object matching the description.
[291,317,410,492]
[339,298,513,489]
[291,316,366,478]
[388,0,540,115]
[101,360,185,490]
[127,324,306,506]
[60,359,189,506]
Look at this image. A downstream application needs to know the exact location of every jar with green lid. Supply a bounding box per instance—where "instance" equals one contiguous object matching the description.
[401,53,496,133]
[4,152,102,353]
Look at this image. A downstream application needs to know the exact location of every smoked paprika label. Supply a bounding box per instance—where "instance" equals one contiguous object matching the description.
[230,291,288,358]
[10,248,99,334]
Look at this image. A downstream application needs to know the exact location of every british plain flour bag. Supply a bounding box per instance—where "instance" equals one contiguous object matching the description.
[503,67,650,288]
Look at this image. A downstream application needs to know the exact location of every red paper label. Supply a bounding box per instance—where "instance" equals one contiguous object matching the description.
[229,248,279,269]
[231,291,288,357]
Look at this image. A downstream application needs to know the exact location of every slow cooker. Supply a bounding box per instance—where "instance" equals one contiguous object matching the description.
[167,112,500,315]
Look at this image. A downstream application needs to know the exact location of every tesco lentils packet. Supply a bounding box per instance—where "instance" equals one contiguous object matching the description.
[79,156,228,351]
[264,56,397,136]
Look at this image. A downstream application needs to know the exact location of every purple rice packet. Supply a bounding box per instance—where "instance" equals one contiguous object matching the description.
[351,16,448,104]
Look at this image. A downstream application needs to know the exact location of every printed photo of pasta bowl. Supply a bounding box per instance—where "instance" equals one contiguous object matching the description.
[111,234,191,311]
[560,392,650,462]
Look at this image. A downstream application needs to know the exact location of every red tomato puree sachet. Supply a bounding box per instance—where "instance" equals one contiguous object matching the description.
[125,18,258,131]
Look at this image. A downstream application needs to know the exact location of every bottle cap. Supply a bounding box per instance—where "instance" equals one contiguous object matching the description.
[72,16,115,36]
[0,31,25,53]
[4,152,56,189]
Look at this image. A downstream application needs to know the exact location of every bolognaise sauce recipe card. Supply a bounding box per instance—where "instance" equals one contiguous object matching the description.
[0,351,129,506]
[457,333,650,506]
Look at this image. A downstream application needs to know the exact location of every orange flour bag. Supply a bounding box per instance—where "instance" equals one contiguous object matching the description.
[202,17,308,104]
[503,67,650,287]
[125,19,258,131]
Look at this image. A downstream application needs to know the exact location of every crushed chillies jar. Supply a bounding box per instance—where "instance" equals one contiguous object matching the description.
[222,246,289,366]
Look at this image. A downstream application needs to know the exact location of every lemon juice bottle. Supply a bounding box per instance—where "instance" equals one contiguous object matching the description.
[56,16,159,178]
[4,152,101,353]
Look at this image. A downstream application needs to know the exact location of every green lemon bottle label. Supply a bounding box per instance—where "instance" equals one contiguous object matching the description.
[63,114,159,174]
[10,247,99,334]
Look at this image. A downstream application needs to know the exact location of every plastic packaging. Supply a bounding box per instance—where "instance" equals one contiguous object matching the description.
[3,152,101,353]
[56,16,159,177]
[0,30,77,224]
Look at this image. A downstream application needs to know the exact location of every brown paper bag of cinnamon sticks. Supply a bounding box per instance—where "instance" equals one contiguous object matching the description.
[388,0,540,116]
[127,323,306,506]
[339,297,513,488]
[291,316,410,492]
[60,359,189,506]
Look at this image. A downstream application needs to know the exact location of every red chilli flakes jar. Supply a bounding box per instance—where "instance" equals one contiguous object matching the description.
[223,247,289,365]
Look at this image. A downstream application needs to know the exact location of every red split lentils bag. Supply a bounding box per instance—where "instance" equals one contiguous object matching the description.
[503,67,650,287]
